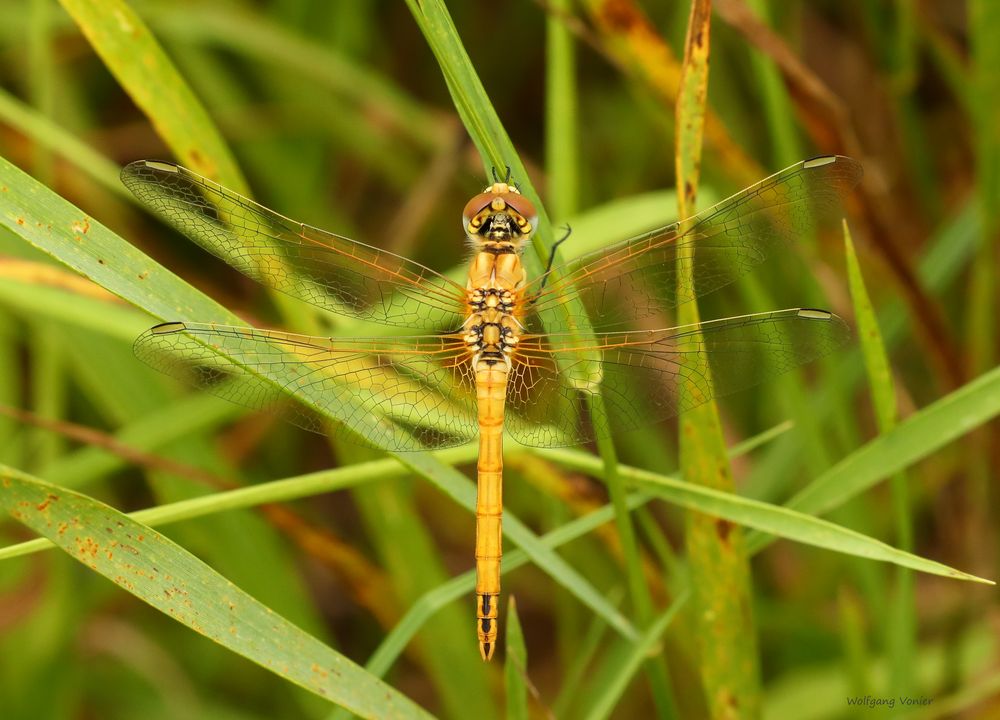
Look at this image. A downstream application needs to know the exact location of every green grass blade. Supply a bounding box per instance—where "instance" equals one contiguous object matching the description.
[674,2,761,716]
[609,463,990,585]
[0,87,125,197]
[546,0,579,221]
[27,0,56,182]
[587,395,676,714]
[504,596,528,720]
[403,0,556,274]
[747,362,1000,543]
[547,0,674,710]
[0,153,239,325]
[0,465,433,718]
[58,0,246,190]
[583,589,690,720]
[745,0,802,167]
[844,220,915,696]
[0,445,477,562]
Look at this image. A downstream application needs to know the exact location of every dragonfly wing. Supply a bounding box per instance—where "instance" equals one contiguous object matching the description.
[523,156,862,332]
[122,161,467,330]
[505,308,849,447]
[134,323,478,451]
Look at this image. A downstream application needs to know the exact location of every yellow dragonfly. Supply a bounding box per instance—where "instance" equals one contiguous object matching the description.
[123,155,861,661]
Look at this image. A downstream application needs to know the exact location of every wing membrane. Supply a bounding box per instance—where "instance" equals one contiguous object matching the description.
[122,161,467,330]
[523,156,862,332]
[505,308,850,447]
[134,322,478,451]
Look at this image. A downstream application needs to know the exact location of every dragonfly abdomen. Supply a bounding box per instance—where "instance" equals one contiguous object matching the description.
[475,365,507,662]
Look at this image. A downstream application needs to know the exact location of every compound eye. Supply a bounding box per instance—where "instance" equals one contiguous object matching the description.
[462,192,495,225]
[500,192,538,225]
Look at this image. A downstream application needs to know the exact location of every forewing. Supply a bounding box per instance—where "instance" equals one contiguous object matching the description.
[505,309,850,447]
[134,323,478,451]
[122,161,467,330]
[523,156,862,332]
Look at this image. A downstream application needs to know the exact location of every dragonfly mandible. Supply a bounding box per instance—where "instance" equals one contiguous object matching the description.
[122,155,862,661]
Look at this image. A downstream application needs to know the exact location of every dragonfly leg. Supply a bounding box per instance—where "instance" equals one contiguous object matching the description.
[537,224,573,294]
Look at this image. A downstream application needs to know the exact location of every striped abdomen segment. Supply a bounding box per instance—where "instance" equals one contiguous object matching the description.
[475,364,507,661]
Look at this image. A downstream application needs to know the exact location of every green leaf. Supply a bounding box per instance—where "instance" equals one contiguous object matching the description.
[504,596,528,720]
[674,2,761,717]
[0,87,124,197]
[538,447,991,585]
[844,219,915,696]
[584,590,689,720]
[747,362,1000,543]
[58,0,245,190]
[0,465,433,719]
[0,154,238,325]
[845,223,899,436]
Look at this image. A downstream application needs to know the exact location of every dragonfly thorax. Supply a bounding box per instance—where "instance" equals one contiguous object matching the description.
[468,287,515,313]
[463,311,520,370]
[464,250,526,371]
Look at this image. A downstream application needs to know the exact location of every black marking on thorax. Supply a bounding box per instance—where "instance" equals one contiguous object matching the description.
[484,244,517,255]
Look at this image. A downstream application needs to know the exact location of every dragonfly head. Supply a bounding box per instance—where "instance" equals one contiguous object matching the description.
[463,183,538,250]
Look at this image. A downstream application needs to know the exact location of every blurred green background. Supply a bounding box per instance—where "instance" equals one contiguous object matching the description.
[0,1,997,718]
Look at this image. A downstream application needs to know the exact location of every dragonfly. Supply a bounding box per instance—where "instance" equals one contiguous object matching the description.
[122,155,861,661]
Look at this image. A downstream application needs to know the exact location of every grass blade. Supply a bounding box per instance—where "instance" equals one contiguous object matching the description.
[747,362,1000,542]
[0,87,125,197]
[0,465,433,719]
[674,2,762,716]
[58,0,245,190]
[844,220,915,696]
[583,590,690,720]
[504,596,528,720]
[548,0,676,710]
[613,464,990,585]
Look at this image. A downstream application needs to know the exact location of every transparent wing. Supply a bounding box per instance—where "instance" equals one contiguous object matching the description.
[122,161,467,330]
[505,308,849,447]
[523,156,862,332]
[134,322,478,451]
